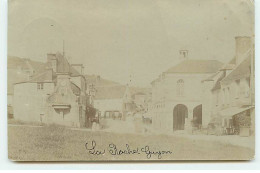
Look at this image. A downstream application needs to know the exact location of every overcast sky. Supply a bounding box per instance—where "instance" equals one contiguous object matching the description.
[8,0,254,87]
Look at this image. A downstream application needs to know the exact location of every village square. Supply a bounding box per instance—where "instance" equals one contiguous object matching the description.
[7,0,255,161]
[7,36,255,160]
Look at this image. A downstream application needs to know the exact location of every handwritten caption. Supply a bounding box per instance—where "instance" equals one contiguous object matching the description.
[85,140,173,159]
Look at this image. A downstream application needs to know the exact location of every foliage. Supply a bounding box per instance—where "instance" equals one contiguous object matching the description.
[233,112,251,127]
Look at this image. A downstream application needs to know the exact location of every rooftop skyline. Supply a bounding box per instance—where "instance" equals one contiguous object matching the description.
[8,0,254,87]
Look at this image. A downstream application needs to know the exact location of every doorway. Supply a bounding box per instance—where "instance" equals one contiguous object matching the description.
[193,104,202,128]
[173,104,188,130]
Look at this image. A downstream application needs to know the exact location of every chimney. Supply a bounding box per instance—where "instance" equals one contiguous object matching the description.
[235,36,252,65]
[179,50,188,60]
[47,53,57,72]
[71,64,84,75]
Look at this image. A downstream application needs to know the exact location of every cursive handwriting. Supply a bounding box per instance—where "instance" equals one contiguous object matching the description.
[141,145,172,159]
[108,143,140,155]
[85,140,173,159]
[85,140,106,155]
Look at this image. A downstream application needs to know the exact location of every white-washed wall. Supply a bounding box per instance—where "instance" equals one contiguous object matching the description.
[13,82,54,122]
[151,73,212,132]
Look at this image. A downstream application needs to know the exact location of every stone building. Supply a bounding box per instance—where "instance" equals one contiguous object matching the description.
[94,85,134,119]
[132,92,146,108]
[202,36,255,135]
[7,56,45,117]
[85,74,120,106]
[13,52,89,127]
[150,50,223,133]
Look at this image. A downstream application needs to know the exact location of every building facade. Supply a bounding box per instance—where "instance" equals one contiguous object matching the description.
[93,85,134,119]
[13,53,90,127]
[202,36,255,135]
[151,51,223,133]
[7,56,45,117]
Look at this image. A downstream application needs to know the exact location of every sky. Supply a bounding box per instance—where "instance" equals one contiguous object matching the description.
[8,0,254,87]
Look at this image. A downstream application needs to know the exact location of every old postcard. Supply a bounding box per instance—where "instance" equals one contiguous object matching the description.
[8,0,255,161]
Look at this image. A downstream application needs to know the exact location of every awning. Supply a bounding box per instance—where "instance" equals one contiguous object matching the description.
[219,106,253,118]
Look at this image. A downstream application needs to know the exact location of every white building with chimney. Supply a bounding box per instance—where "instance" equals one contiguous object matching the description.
[202,36,255,136]
[150,50,223,133]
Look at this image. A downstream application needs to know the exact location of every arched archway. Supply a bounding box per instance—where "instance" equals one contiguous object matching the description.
[173,104,188,131]
[193,104,202,128]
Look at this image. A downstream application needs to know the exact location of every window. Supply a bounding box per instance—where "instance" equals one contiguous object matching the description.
[37,83,44,90]
[177,79,184,96]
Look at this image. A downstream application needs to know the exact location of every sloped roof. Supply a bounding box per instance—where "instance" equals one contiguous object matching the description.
[85,75,119,86]
[94,84,151,100]
[95,85,127,99]
[27,69,54,83]
[220,63,236,71]
[7,56,46,94]
[26,53,81,83]
[56,53,71,73]
[71,83,81,96]
[221,54,251,84]
[202,72,219,82]
[44,53,80,76]
[165,59,223,74]
[228,57,236,65]
[10,53,82,92]
[211,72,226,91]
[129,87,151,96]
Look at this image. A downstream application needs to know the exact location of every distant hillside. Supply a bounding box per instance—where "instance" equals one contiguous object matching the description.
[8,56,45,71]
[7,56,45,94]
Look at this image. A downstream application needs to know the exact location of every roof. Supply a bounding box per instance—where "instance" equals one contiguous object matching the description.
[19,53,81,83]
[94,84,151,100]
[202,55,238,90]
[71,83,81,96]
[221,54,251,84]
[44,53,80,76]
[202,72,219,82]
[85,75,119,87]
[129,87,151,96]
[8,56,46,94]
[165,59,223,74]
[219,106,253,117]
[27,69,54,83]
[211,72,226,91]
[95,85,127,99]
[228,57,236,65]
[220,63,236,71]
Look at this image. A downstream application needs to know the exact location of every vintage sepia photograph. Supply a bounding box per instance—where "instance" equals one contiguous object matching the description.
[8,0,255,161]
